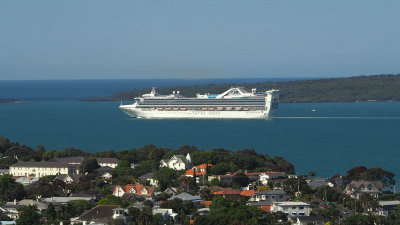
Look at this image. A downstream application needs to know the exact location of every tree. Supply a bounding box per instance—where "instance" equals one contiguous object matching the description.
[80,157,100,174]
[137,206,153,225]
[0,174,25,202]
[153,168,177,191]
[257,185,271,192]
[98,195,122,205]
[16,205,41,225]
[46,203,57,224]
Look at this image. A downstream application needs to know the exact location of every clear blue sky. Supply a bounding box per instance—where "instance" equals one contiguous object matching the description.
[1,0,399,80]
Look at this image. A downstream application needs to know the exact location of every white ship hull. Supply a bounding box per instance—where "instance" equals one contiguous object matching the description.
[120,106,272,119]
[119,87,279,119]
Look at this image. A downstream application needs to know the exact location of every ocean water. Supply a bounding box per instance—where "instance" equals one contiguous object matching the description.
[0,80,399,184]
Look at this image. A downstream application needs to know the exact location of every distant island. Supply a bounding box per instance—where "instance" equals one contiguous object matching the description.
[0,99,20,104]
[97,73,400,103]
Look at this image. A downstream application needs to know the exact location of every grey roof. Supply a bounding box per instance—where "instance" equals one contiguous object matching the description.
[78,205,121,223]
[255,190,286,195]
[10,161,69,168]
[50,157,119,164]
[168,192,202,201]
[378,200,400,206]
[96,158,119,164]
[54,174,83,182]
[42,196,93,204]
[307,178,329,189]
[4,199,48,210]
[247,201,272,206]
[347,180,383,192]
[139,172,154,179]
[0,169,9,173]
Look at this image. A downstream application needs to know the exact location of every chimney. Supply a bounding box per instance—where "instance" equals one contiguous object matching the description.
[14,199,17,205]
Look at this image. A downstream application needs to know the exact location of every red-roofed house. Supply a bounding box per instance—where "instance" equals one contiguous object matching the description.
[213,189,241,200]
[240,190,256,197]
[113,184,155,197]
[184,164,213,177]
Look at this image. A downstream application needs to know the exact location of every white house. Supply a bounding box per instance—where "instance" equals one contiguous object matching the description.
[9,161,70,178]
[249,190,287,203]
[271,201,310,219]
[345,180,382,199]
[377,200,400,216]
[160,153,192,170]
[152,208,178,223]
[259,172,287,185]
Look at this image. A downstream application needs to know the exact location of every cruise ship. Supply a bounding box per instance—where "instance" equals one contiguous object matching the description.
[119,87,279,119]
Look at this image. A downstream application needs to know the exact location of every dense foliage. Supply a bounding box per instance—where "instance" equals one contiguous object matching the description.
[109,74,400,103]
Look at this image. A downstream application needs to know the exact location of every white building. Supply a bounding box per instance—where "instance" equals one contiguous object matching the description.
[259,172,287,185]
[249,190,287,202]
[271,201,310,219]
[9,161,70,177]
[377,200,400,216]
[160,153,192,170]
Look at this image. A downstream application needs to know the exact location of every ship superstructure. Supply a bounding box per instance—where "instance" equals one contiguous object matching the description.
[119,87,279,119]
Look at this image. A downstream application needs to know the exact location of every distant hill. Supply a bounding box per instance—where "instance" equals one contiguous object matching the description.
[109,74,400,103]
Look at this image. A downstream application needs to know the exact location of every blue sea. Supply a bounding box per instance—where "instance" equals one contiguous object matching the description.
[0,79,399,185]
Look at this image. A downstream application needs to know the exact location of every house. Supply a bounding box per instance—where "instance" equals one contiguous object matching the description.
[377,200,400,216]
[305,177,329,189]
[271,201,310,219]
[295,215,326,225]
[168,192,202,206]
[328,176,348,190]
[213,190,241,200]
[163,187,178,195]
[197,208,210,216]
[113,184,155,198]
[15,176,39,185]
[160,153,192,170]
[9,161,70,178]
[257,172,287,185]
[208,174,235,186]
[240,190,256,197]
[345,180,383,199]
[71,205,127,225]
[2,199,48,219]
[42,196,95,206]
[138,172,158,186]
[249,190,287,203]
[54,174,83,184]
[152,208,178,223]
[185,164,213,177]
[0,169,9,175]
[246,201,272,212]
[50,157,119,169]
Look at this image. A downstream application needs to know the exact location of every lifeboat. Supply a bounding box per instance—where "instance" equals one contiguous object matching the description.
[208,107,215,111]
[173,107,179,110]
[201,107,208,110]
[243,107,249,111]
[235,107,242,111]
[165,107,171,110]
[157,107,163,110]
[180,107,186,110]
[151,107,156,110]
[217,107,224,111]
[226,107,232,111]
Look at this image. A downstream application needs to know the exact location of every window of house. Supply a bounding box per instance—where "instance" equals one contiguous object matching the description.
[292,206,296,209]
[299,206,304,209]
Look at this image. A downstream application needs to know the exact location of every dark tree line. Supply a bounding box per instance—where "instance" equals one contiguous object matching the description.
[108,73,400,103]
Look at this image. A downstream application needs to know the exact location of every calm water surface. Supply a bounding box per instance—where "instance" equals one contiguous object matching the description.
[1,100,399,181]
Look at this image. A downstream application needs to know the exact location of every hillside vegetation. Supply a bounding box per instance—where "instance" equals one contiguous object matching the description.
[110,74,400,103]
